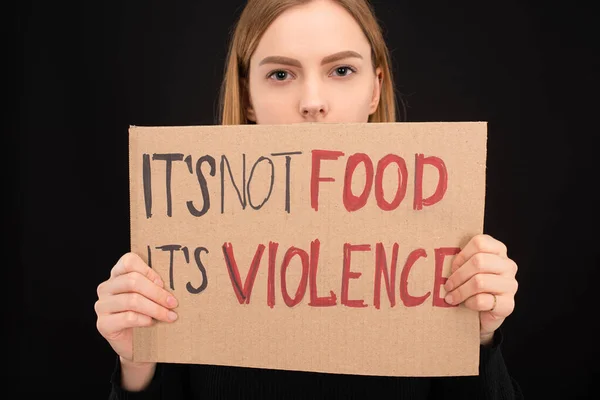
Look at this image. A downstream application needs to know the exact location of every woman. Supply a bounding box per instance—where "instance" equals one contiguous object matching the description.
[96,0,522,398]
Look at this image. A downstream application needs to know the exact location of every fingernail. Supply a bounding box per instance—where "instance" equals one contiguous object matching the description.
[167,311,178,321]
[167,296,178,308]
[445,294,453,304]
[445,281,454,291]
[154,277,164,288]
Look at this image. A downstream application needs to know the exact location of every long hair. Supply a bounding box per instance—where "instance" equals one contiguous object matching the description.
[217,0,399,125]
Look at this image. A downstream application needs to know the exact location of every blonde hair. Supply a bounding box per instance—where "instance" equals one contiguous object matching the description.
[217,0,399,125]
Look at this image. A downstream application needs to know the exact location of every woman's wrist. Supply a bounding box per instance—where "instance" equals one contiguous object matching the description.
[119,356,157,392]
[480,332,495,347]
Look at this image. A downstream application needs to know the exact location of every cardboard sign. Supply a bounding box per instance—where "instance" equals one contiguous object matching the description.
[129,121,487,377]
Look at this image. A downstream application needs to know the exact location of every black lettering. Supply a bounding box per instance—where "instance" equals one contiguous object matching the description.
[247,156,275,210]
[187,247,209,294]
[271,151,302,213]
[220,154,247,213]
[184,155,193,173]
[152,153,184,217]
[155,244,189,290]
[143,154,152,218]
[187,155,216,217]
[147,245,152,268]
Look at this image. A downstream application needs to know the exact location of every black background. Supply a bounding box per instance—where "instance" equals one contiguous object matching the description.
[13,0,597,398]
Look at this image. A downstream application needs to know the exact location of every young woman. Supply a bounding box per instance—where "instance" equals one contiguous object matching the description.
[96,0,522,398]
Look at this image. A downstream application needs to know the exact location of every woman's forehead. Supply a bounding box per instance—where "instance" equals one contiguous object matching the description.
[251,0,371,64]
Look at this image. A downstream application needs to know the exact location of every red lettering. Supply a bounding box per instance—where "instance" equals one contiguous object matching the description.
[267,241,278,308]
[224,240,461,310]
[375,154,408,211]
[309,239,337,306]
[343,153,373,212]
[400,248,430,307]
[433,247,461,307]
[373,242,399,309]
[222,242,265,304]
[280,247,310,307]
[413,154,448,210]
[310,149,345,211]
[341,243,370,308]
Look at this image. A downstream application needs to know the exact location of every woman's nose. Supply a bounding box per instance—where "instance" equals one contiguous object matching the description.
[300,103,328,118]
[299,82,329,119]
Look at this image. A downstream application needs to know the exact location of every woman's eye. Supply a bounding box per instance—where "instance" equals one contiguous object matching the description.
[331,66,355,77]
[268,70,290,81]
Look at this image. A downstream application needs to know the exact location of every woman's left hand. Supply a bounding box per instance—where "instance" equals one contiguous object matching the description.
[443,234,519,346]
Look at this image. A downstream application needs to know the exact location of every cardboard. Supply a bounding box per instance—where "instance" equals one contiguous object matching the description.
[128,121,487,377]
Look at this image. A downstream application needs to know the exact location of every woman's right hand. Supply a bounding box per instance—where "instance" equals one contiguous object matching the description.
[95,252,179,363]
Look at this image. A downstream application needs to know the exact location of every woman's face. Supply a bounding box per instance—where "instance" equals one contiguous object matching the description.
[247,0,382,124]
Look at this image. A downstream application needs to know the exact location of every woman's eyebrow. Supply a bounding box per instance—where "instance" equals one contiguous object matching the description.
[321,50,363,65]
[258,56,301,67]
[258,51,363,68]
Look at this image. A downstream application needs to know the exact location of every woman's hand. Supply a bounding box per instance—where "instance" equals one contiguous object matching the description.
[95,252,179,362]
[443,234,519,345]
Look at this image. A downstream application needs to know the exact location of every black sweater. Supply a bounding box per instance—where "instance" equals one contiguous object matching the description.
[108,330,523,400]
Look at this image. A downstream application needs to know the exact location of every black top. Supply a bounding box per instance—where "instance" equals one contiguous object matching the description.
[108,330,523,400]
